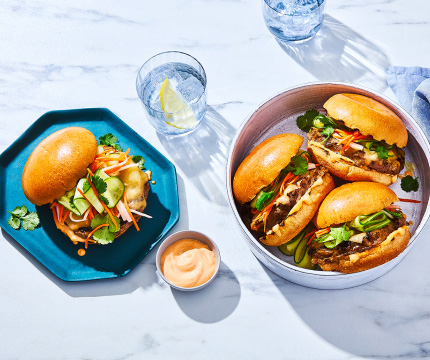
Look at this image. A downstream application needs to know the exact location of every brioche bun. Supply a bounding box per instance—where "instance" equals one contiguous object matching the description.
[308,141,396,186]
[319,226,410,273]
[22,127,97,206]
[324,93,408,147]
[261,171,335,246]
[314,182,398,229]
[233,134,303,204]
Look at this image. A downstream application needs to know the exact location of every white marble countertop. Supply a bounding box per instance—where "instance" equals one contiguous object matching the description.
[1,1,430,359]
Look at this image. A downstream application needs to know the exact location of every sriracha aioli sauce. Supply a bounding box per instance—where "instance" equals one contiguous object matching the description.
[161,239,216,288]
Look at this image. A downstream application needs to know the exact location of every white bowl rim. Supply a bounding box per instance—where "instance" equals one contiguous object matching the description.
[156,230,221,290]
[226,81,430,278]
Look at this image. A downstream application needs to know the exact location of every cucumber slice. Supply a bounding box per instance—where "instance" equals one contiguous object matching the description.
[278,229,305,256]
[57,187,81,216]
[73,178,91,215]
[296,247,316,270]
[84,187,104,214]
[294,233,309,264]
[94,169,110,180]
[97,145,105,154]
[103,177,125,208]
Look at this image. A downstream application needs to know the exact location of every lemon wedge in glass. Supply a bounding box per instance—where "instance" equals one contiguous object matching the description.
[160,78,198,129]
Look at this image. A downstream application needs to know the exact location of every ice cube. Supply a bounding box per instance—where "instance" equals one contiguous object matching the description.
[150,63,182,89]
[176,76,204,103]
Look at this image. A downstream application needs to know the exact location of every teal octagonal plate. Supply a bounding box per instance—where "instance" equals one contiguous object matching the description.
[0,108,179,281]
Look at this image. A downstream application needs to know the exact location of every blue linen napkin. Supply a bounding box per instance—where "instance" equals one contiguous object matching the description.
[386,66,430,137]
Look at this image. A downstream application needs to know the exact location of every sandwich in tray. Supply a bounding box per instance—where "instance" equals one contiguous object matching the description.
[232,133,335,247]
[22,127,151,249]
[299,93,408,186]
[307,182,411,273]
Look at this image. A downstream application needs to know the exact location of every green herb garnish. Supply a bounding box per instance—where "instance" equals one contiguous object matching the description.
[90,214,121,244]
[7,205,40,231]
[401,175,419,192]
[283,154,308,175]
[99,133,123,151]
[92,175,107,194]
[255,190,275,211]
[132,155,145,170]
[297,110,319,133]
[375,145,389,160]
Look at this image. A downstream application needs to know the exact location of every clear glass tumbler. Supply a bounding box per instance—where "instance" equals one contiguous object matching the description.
[136,51,207,135]
[262,0,326,42]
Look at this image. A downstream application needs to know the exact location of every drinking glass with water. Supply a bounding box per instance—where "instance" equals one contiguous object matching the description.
[136,52,207,135]
[262,0,326,42]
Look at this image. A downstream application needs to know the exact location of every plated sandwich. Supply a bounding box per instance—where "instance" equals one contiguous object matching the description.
[302,93,408,185]
[308,182,410,273]
[233,133,335,247]
[22,127,150,248]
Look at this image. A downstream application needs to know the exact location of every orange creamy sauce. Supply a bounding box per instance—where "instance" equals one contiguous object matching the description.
[161,239,216,288]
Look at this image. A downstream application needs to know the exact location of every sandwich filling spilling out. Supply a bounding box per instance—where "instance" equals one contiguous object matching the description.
[302,113,405,176]
[243,151,328,240]
[308,207,408,266]
[51,142,151,247]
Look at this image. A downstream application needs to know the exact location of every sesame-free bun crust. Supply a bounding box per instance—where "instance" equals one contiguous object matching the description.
[314,181,398,229]
[319,226,410,273]
[260,172,335,246]
[324,93,408,148]
[308,141,395,185]
[22,127,97,206]
[233,134,303,204]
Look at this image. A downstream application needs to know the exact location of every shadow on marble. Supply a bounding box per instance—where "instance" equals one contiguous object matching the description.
[171,261,241,323]
[257,251,430,359]
[1,175,189,297]
[157,106,236,208]
[277,14,391,92]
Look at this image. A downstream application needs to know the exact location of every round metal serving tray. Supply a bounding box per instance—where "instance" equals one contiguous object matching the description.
[227,82,430,289]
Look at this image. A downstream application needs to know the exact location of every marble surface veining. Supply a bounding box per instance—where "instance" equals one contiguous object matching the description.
[1,1,430,359]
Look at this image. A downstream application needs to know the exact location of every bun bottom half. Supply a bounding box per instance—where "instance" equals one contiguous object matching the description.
[260,172,335,247]
[308,142,395,186]
[318,226,411,273]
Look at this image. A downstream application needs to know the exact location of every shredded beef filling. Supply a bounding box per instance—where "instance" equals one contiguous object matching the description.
[244,166,327,238]
[308,215,407,265]
[308,128,405,175]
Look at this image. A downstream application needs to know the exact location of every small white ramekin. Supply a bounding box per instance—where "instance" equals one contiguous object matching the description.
[156,230,221,291]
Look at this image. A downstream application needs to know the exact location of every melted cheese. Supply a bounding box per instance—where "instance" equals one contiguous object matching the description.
[272,224,282,237]
[288,176,324,215]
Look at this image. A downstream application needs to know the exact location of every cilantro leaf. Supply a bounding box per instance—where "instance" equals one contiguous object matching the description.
[99,133,118,146]
[92,175,107,194]
[90,214,120,244]
[8,205,28,218]
[8,216,20,230]
[82,180,91,193]
[99,194,109,205]
[255,190,274,211]
[22,212,40,231]
[132,155,145,170]
[99,133,123,151]
[283,155,308,175]
[297,110,319,133]
[376,145,389,160]
[92,226,115,245]
[321,126,334,139]
[401,175,419,192]
[329,224,351,242]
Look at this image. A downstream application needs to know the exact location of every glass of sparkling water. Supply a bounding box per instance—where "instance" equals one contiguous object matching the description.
[136,51,207,135]
[262,0,326,42]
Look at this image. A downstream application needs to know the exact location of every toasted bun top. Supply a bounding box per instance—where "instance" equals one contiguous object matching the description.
[315,182,399,228]
[22,127,97,206]
[324,93,408,147]
[233,134,303,204]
